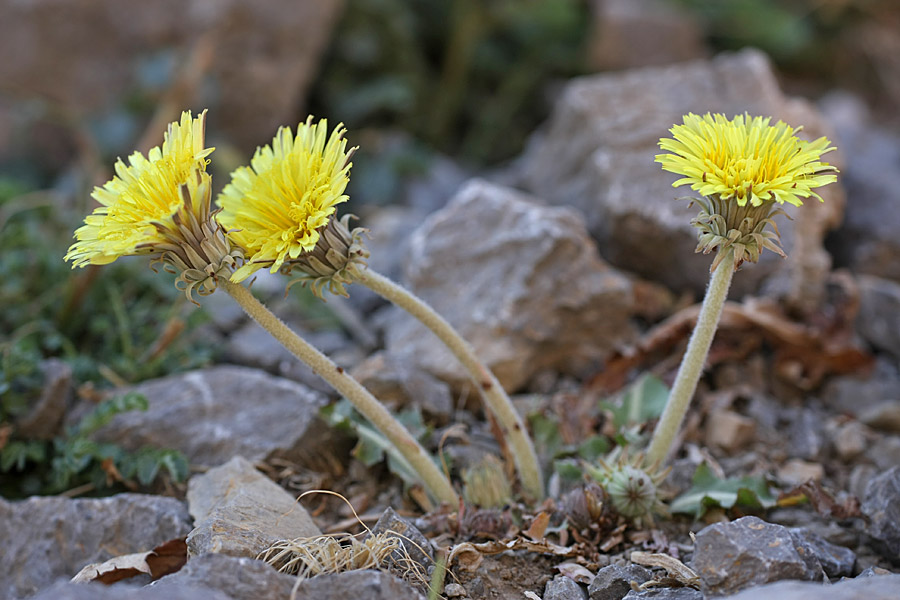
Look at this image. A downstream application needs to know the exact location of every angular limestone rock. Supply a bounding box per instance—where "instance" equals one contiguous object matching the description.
[186,456,321,558]
[518,48,844,308]
[80,366,327,467]
[0,494,191,599]
[384,179,635,392]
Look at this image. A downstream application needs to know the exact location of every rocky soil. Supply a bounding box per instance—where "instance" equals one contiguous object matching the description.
[4,3,900,600]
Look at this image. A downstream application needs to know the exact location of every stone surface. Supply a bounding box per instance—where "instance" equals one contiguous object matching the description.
[588,564,652,600]
[384,179,635,392]
[0,494,191,599]
[692,516,826,596]
[822,359,900,419]
[861,466,900,559]
[821,92,900,283]
[705,409,756,453]
[29,581,231,600]
[78,366,327,467]
[857,276,900,361]
[517,48,844,305]
[444,582,468,597]
[154,553,296,600]
[186,456,320,558]
[721,573,900,600]
[225,321,355,394]
[545,574,588,600]
[790,529,857,578]
[622,588,703,600]
[0,0,343,150]
[351,351,453,421]
[870,436,900,472]
[777,459,825,486]
[368,507,434,571]
[859,403,900,434]
[293,570,427,600]
[588,0,707,71]
[832,420,869,461]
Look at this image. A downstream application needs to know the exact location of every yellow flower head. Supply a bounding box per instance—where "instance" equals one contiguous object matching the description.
[65,110,214,267]
[655,113,838,207]
[216,117,355,282]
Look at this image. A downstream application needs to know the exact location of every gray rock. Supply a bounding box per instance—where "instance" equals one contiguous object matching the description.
[15,358,72,439]
[588,0,707,71]
[0,494,191,599]
[720,573,900,600]
[861,466,900,559]
[822,359,900,419]
[0,0,342,150]
[859,403,900,434]
[351,351,453,422]
[369,507,433,571]
[186,456,320,558]
[226,322,355,394]
[29,581,231,600]
[857,276,900,361]
[545,575,588,600]
[692,516,826,596]
[444,582,468,597]
[79,366,327,467]
[622,588,703,600]
[293,570,427,600]
[790,529,857,578]
[588,564,652,600]
[832,420,869,461]
[517,48,844,307]
[821,93,900,283]
[385,179,635,392]
[154,553,296,600]
[870,437,900,472]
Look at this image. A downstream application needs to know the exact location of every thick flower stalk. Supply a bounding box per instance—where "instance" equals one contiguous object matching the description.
[217,118,545,500]
[65,110,241,301]
[65,111,458,504]
[646,113,838,467]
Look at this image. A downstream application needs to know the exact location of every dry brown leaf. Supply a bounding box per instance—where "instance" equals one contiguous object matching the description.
[630,551,700,588]
[555,561,595,584]
[524,512,550,541]
[70,537,187,585]
[780,481,863,520]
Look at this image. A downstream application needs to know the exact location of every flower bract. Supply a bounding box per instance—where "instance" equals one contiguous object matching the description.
[216,117,355,282]
[65,110,213,267]
[655,113,837,208]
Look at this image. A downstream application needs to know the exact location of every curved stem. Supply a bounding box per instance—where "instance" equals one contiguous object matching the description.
[646,248,736,467]
[355,268,544,501]
[220,278,459,505]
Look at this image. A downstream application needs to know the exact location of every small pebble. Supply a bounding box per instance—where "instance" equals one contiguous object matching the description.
[445,582,468,597]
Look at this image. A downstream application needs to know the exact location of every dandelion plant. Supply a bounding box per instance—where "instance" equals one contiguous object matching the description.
[216,119,544,500]
[646,113,838,466]
[65,111,458,505]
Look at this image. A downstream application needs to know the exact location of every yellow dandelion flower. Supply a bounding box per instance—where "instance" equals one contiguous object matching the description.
[216,117,355,282]
[655,112,837,208]
[65,110,214,267]
[655,113,839,271]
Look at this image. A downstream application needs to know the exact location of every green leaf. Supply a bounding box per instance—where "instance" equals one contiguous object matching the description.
[670,463,776,518]
[600,374,669,429]
[323,399,432,489]
[135,451,161,486]
[73,392,149,437]
[553,458,584,483]
[577,435,610,461]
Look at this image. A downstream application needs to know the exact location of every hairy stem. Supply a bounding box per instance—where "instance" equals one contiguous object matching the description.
[355,268,544,500]
[646,247,736,467]
[220,278,458,505]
